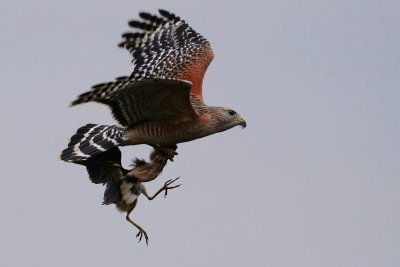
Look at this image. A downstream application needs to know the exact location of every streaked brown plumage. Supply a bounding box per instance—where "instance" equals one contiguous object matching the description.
[82,145,180,245]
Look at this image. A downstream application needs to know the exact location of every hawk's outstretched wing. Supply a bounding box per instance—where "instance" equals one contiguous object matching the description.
[72,79,197,126]
[71,10,214,126]
[120,9,213,99]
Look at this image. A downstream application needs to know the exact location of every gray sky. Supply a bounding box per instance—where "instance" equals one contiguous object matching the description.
[1,0,399,266]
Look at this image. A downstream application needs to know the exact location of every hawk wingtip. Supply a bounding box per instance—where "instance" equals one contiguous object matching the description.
[70,99,80,107]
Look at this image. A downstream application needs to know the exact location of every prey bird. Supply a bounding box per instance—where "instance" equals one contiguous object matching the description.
[81,143,180,245]
[61,9,246,164]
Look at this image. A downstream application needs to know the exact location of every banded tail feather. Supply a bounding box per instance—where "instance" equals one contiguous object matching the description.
[61,124,126,163]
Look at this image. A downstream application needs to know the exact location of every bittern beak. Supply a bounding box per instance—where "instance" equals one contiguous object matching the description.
[238,117,247,128]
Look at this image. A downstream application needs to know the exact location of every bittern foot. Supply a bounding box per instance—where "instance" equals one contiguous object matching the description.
[136,229,149,246]
[163,177,182,198]
[152,145,178,161]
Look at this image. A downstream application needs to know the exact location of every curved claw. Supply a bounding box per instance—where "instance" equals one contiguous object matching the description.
[163,176,182,198]
[136,230,149,246]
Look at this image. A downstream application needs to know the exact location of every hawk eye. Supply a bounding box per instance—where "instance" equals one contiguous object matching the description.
[228,109,236,116]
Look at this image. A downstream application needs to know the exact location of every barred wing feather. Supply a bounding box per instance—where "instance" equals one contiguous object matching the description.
[120,9,214,99]
[72,78,197,126]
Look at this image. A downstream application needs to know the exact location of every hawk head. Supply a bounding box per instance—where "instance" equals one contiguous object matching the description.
[206,106,247,134]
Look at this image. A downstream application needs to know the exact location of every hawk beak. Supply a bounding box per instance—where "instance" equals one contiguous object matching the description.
[238,117,247,128]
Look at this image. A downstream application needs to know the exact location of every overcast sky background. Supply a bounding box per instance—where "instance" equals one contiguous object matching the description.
[0,0,399,266]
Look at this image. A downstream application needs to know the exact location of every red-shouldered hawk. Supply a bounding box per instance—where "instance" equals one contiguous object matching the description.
[60,9,246,163]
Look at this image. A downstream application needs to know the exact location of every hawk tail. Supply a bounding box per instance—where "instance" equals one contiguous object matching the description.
[60,124,126,163]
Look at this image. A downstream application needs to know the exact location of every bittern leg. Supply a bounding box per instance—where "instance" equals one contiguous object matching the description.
[126,209,149,245]
[142,177,182,200]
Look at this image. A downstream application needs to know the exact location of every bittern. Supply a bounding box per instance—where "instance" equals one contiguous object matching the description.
[78,145,181,245]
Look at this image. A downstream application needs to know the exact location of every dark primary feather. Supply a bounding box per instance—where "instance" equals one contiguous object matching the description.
[138,12,164,24]
[128,20,157,31]
[158,9,179,21]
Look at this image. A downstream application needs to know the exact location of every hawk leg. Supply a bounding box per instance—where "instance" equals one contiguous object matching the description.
[150,144,178,161]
